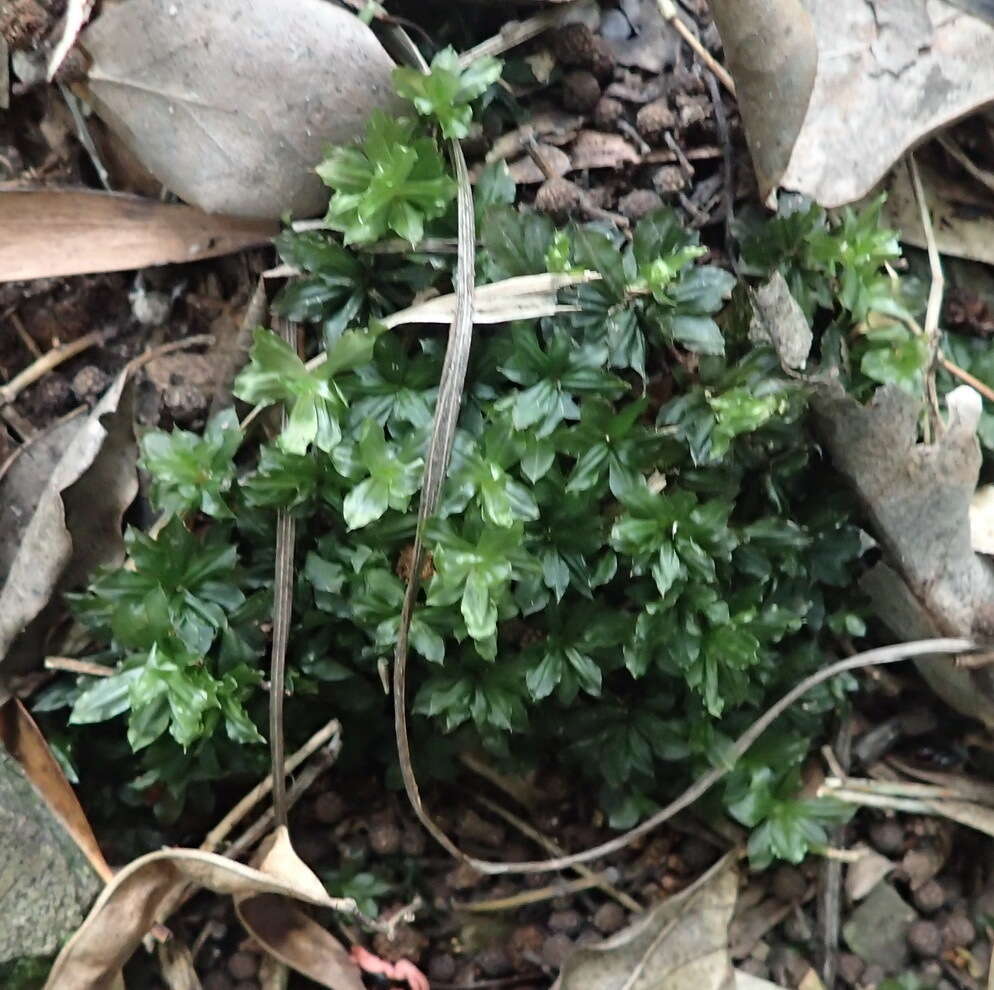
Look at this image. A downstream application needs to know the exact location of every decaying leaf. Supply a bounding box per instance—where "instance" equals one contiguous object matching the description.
[379,272,598,330]
[710,0,816,205]
[554,855,738,990]
[0,375,138,701]
[844,845,893,902]
[748,271,812,371]
[884,157,994,268]
[505,145,572,185]
[76,0,406,219]
[45,827,363,990]
[0,699,113,883]
[812,383,994,724]
[605,0,680,73]
[569,129,641,170]
[486,111,584,164]
[715,0,994,206]
[0,189,276,281]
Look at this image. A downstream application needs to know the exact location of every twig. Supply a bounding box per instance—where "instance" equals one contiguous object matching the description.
[908,153,944,434]
[9,311,42,359]
[44,656,114,677]
[455,871,617,912]
[268,319,298,829]
[656,0,735,95]
[704,69,736,268]
[939,134,994,198]
[60,83,111,190]
[401,638,974,875]
[474,794,643,913]
[202,718,341,853]
[1,405,36,440]
[124,334,215,376]
[458,6,567,67]
[940,356,994,404]
[818,718,851,987]
[0,328,107,405]
[665,131,695,182]
[223,743,339,862]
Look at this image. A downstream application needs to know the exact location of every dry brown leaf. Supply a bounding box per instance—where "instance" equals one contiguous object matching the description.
[0,699,113,883]
[486,111,584,163]
[569,129,641,170]
[710,0,816,206]
[44,826,363,990]
[379,272,598,331]
[554,855,737,990]
[748,271,812,371]
[157,940,202,990]
[236,896,363,990]
[884,157,994,267]
[78,0,405,218]
[844,845,894,902]
[0,189,276,281]
[505,145,572,185]
[718,0,994,206]
[0,374,137,700]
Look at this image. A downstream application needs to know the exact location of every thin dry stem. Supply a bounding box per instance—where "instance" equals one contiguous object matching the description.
[455,871,617,912]
[656,0,735,95]
[44,656,114,677]
[940,356,994,404]
[459,6,566,66]
[202,718,341,853]
[0,328,108,405]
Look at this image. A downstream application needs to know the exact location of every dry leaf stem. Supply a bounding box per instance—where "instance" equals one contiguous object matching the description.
[458,4,571,67]
[940,356,994,404]
[0,328,108,406]
[656,0,735,95]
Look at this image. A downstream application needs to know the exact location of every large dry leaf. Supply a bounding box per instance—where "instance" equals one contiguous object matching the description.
[554,856,738,990]
[884,157,994,267]
[0,699,113,883]
[710,0,816,205]
[0,189,277,281]
[45,827,363,989]
[715,0,994,206]
[812,383,994,724]
[0,375,137,700]
[77,0,406,219]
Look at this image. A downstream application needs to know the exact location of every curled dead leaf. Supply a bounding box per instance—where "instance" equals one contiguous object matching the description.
[569,129,641,170]
[44,827,363,990]
[77,0,406,218]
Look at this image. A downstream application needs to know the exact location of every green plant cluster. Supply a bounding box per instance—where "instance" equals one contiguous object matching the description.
[40,55,937,866]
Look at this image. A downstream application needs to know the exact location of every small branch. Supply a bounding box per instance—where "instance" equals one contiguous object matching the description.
[458,6,567,67]
[656,0,735,95]
[124,334,215,376]
[940,356,994,404]
[202,718,341,853]
[0,328,108,406]
[454,871,618,912]
[938,134,994,198]
[44,656,114,677]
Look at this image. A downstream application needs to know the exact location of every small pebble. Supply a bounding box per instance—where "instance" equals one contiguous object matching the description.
[548,909,583,936]
[561,70,601,113]
[428,954,456,981]
[445,862,484,891]
[920,961,943,983]
[509,924,546,966]
[869,820,905,855]
[907,919,942,958]
[677,837,715,873]
[599,7,632,41]
[782,907,812,943]
[163,382,207,425]
[72,364,110,403]
[476,944,512,977]
[227,952,258,981]
[635,99,676,144]
[456,809,506,848]
[369,821,401,856]
[836,952,864,986]
[942,912,976,950]
[913,879,946,914]
[862,963,885,987]
[593,95,623,129]
[768,945,808,986]
[31,373,72,414]
[652,165,687,195]
[593,901,627,934]
[542,933,574,969]
[771,865,807,902]
[313,791,345,825]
